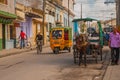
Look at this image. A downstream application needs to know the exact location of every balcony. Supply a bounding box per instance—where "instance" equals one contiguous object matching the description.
[48,0,63,9]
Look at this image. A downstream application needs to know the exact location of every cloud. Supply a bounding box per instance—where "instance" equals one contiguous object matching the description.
[74,0,116,20]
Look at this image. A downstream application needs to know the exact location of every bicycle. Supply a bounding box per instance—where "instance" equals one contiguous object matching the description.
[16,38,31,49]
[36,40,42,54]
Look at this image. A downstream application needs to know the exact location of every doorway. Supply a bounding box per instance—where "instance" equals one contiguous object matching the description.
[2,24,5,49]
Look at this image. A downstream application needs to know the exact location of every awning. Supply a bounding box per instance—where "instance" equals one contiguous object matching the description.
[0,10,17,19]
[0,18,13,24]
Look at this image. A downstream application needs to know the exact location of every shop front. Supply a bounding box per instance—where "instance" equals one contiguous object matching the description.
[0,10,16,50]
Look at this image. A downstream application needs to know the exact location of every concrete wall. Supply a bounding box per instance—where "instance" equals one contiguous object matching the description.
[0,0,15,14]
[32,20,37,46]
[32,19,47,45]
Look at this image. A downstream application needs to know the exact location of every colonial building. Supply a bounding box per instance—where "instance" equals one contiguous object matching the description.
[15,0,44,46]
[0,0,17,50]
[62,0,75,27]
[104,18,116,27]
[45,1,56,41]
[45,0,75,42]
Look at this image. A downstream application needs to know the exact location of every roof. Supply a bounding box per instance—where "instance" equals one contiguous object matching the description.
[72,17,98,22]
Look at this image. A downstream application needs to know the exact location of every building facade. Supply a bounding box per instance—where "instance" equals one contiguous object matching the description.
[62,0,75,27]
[45,1,56,41]
[44,0,75,43]
[0,0,16,50]
[15,0,43,46]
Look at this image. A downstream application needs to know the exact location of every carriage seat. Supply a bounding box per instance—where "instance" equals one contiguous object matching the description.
[88,36,100,49]
[88,36,99,45]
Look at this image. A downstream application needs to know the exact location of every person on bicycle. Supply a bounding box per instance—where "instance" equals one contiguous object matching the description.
[35,32,43,48]
[19,30,27,49]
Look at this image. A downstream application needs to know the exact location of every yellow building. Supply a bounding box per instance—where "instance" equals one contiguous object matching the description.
[15,0,46,46]
[32,8,46,45]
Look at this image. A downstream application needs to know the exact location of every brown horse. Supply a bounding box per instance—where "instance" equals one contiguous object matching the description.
[74,34,88,66]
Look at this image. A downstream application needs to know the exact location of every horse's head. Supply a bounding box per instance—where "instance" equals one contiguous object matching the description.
[76,34,87,42]
[79,35,83,42]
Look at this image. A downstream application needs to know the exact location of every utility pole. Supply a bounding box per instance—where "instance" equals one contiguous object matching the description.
[104,0,120,26]
[80,3,82,19]
[68,0,70,27]
[111,13,113,26]
[43,0,46,45]
[116,0,120,26]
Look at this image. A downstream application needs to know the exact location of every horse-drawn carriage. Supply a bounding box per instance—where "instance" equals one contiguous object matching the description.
[72,18,103,66]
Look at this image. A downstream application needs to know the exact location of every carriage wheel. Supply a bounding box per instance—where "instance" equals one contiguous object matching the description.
[84,52,87,66]
[79,51,82,66]
[100,47,103,61]
[68,47,71,52]
[73,48,77,64]
[95,51,98,63]
[54,48,59,54]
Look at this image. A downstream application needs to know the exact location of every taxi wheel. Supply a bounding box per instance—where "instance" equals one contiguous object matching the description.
[54,48,59,54]
[68,47,71,52]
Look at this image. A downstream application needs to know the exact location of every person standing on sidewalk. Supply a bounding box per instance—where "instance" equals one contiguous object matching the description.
[19,30,27,49]
[109,27,120,65]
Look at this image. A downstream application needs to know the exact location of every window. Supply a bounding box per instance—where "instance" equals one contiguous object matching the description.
[0,0,7,4]
[52,30,62,39]
[52,12,55,16]
[64,30,69,40]
[64,17,66,26]
[60,15,62,22]
[57,14,59,21]
[49,11,52,15]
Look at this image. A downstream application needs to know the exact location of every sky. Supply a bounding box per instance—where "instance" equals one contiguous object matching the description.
[74,0,116,21]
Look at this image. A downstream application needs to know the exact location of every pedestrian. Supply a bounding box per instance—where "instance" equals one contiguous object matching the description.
[105,32,109,41]
[19,30,27,49]
[109,27,120,65]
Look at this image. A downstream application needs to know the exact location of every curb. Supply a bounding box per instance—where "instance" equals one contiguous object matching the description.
[0,49,31,58]
[92,47,111,80]
[0,45,49,58]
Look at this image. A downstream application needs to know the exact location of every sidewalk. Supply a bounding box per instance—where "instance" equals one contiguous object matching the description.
[103,64,120,80]
[103,51,120,80]
[0,43,50,58]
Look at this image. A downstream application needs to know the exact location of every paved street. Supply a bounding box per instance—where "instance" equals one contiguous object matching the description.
[0,46,110,80]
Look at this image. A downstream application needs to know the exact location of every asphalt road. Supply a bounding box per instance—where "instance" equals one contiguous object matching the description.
[0,47,110,80]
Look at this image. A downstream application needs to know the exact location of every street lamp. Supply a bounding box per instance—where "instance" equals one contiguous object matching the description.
[80,3,82,19]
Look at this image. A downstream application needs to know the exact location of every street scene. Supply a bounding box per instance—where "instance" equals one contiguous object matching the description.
[0,0,120,80]
[0,46,110,80]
